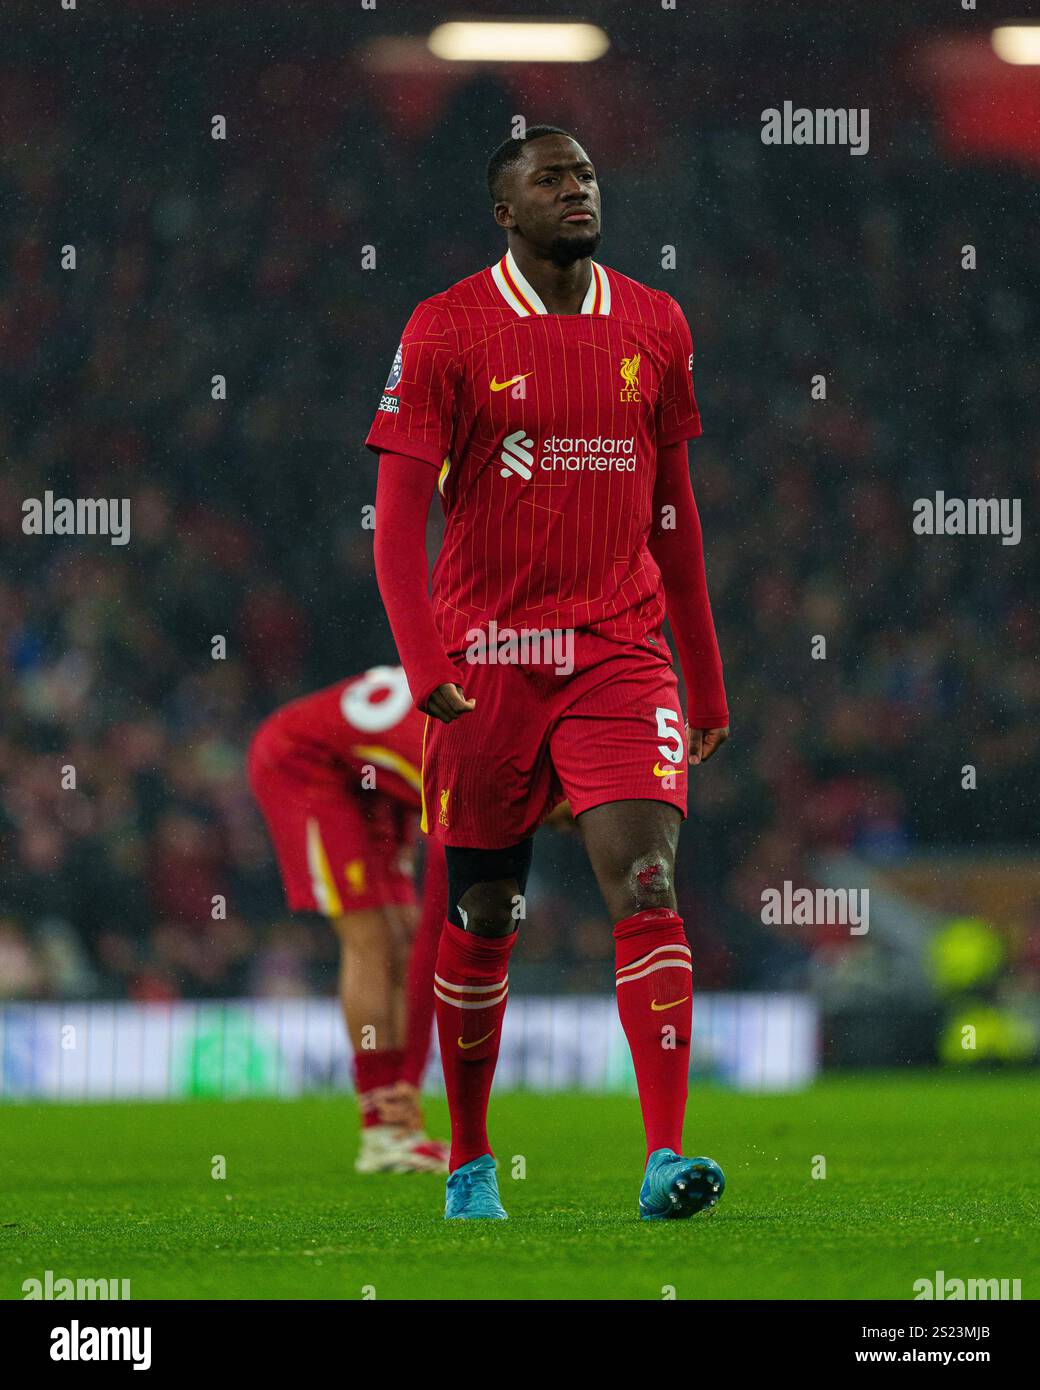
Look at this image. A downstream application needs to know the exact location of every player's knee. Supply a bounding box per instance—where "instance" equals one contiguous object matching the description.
[332,911,386,955]
[446,841,533,935]
[624,852,675,912]
[455,879,521,937]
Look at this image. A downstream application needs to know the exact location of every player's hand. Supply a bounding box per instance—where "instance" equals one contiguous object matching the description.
[687,725,729,765]
[425,683,476,723]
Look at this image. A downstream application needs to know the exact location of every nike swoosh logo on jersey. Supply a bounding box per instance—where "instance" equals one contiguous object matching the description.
[653,762,686,777]
[650,996,690,1012]
[490,373,533,392]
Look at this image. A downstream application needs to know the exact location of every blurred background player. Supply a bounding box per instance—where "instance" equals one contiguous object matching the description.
[248,664,449,1174]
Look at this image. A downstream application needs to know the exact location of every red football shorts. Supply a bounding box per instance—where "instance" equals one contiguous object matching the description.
[420,630,689,848]
[248,724,418,917]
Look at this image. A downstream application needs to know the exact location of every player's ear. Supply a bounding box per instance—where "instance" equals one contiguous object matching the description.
[493,202,516,230]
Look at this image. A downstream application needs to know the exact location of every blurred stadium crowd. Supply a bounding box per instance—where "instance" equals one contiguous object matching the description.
[1,21,1037,1008]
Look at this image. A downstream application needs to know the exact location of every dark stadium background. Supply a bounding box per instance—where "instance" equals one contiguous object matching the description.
[1,0,1037,1071]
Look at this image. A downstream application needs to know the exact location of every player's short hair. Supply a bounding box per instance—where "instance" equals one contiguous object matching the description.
[486,124,577,203]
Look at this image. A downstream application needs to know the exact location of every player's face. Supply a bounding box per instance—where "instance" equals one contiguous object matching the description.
[498,135,602,265]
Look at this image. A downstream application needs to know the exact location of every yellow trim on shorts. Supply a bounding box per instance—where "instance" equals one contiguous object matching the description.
[306,817,343,917]
[419,714,431,834]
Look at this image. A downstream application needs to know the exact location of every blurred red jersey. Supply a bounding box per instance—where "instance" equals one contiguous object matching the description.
[247,666,426,915]
[256,665,423,810]
[365,251,702,660]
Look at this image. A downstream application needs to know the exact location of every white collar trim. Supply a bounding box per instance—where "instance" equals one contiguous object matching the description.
[492,249,611,317]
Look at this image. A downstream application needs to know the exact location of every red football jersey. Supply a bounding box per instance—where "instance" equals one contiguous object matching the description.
[365,251,701,659]
[264,665,424,809]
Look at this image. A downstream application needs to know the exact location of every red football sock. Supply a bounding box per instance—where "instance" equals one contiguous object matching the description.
[613,908,693,1160]
[354,1048,404,1128]
[400,842,448,1088]
[434,920,515,1171]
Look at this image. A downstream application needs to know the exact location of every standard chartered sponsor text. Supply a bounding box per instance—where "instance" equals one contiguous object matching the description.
[540,436,636,472]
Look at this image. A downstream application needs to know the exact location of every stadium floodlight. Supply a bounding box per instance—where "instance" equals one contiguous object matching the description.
[991,24,1040,63]
[428,20,610,64]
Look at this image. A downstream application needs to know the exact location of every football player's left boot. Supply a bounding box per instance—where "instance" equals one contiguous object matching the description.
[639,1149,725,1221]
[444,1153,508,1220]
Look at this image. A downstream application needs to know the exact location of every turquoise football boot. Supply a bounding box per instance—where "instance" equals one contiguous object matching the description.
[444,1154,508,1220]
[639,1148,725,1220]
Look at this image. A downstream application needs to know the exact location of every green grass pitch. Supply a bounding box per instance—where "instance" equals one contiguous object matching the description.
[1,1073,1037,1300]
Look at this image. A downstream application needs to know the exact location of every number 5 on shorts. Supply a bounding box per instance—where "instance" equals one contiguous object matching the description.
[655,706,685,766]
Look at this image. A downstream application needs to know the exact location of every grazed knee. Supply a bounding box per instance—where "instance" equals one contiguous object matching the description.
[625,853,675,911]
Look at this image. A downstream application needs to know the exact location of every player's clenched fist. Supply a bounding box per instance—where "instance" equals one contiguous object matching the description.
[687,725,729,765]
[425,683,476,723]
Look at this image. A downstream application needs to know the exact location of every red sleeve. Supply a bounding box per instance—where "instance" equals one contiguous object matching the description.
[365,304,460,469]
[374,452,464,711]
[655,297,703,448]
[648,439,728,729]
